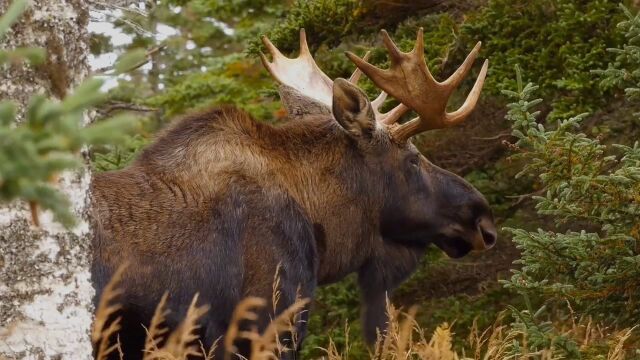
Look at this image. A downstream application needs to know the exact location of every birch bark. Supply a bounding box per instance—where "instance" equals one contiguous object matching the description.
[0,0,95,358]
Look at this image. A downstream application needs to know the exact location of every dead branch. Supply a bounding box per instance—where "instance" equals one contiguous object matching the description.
[98,101,158,116]
[93,45,166,76]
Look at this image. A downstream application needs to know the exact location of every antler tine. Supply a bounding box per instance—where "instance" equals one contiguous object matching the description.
[345,51,394,87]
[371,91,387,109]
[409,27,437,86]
[444,59,489,125]
[370,91,410,125]
[371,91,388,122]
[442,41,482,90]
[259,51,282,85]
[383,27,435,85]
[261,35,285,61]
[381,104,410,125]
[299,28,312,57]
[412,27,425,56]
[260,28,333,108]
[349,51,371,84]
[259,35,286,85]
[380,29,403,63]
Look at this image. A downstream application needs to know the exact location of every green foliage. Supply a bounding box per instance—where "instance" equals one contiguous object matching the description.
[302,275,368,359]
[146,53,279,119]
[595,4,640,111]
[492,6,640,356]
[499,62,640,356]
[506,302,581,357]
[245,0,363,55]
[189,0,285,44]
[113,48,148,74]
[462,0,625,120]
[0,81,137,226]
[0,1,137,226]
[92,134,147,172]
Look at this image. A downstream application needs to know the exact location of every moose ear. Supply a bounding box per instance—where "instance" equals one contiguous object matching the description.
[332,78,376,137]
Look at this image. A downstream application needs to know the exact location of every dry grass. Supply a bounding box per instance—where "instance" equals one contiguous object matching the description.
[92,263,128,360]
[224,296,268,359]
[143,292,170,357]
[367,303,461,360]
[320,302,637,360]
[148,293,211,359]
[607,327,637,360]
[93,264,310,360]
[93,268,637,360]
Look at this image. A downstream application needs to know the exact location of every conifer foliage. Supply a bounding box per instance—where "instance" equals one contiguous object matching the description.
[500,6,640,355]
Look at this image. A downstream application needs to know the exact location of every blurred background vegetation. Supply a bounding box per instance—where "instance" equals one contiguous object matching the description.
[7,0,639,357]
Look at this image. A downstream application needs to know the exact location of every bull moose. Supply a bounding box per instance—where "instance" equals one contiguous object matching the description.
[91,28,496,359]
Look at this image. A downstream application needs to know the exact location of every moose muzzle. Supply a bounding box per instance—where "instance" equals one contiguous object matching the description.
[471,215,497,251]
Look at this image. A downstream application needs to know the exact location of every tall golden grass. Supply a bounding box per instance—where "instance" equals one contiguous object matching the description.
[92,263,127,360]
[93,265,310,360]
[93,266,636,360]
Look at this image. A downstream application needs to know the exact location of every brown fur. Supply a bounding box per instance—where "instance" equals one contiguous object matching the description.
[93,106,384,282]
[91,81,496,358]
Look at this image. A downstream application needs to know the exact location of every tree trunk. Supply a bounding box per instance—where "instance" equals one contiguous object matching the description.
[0,0,95,358]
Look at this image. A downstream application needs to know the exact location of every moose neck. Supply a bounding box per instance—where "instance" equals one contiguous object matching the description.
[266,119,385,283]
[232,114,386,282]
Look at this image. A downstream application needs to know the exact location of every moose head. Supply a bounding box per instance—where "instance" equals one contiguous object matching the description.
[260,29,496,261]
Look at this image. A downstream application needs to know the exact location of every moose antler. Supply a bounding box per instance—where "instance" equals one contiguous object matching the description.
[346,28,488,142]
[260,29,333,108]
[349,51,409,125]
[261,30,407,124]
[369,91,410,125]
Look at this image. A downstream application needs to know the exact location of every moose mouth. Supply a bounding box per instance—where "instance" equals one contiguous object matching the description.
[382,219,496,259]
[432,236,473,259]
[432,221,497,259]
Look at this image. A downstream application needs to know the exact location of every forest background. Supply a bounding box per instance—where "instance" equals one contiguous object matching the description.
[2,0,640,358]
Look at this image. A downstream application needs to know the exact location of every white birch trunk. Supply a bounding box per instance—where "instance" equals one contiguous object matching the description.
[0,0,95,358]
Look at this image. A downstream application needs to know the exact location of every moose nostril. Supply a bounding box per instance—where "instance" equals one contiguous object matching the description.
[477,217,497,248]
[481,227,497,247]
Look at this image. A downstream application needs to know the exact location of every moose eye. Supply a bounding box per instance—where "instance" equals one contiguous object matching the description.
[409,156,420,168]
